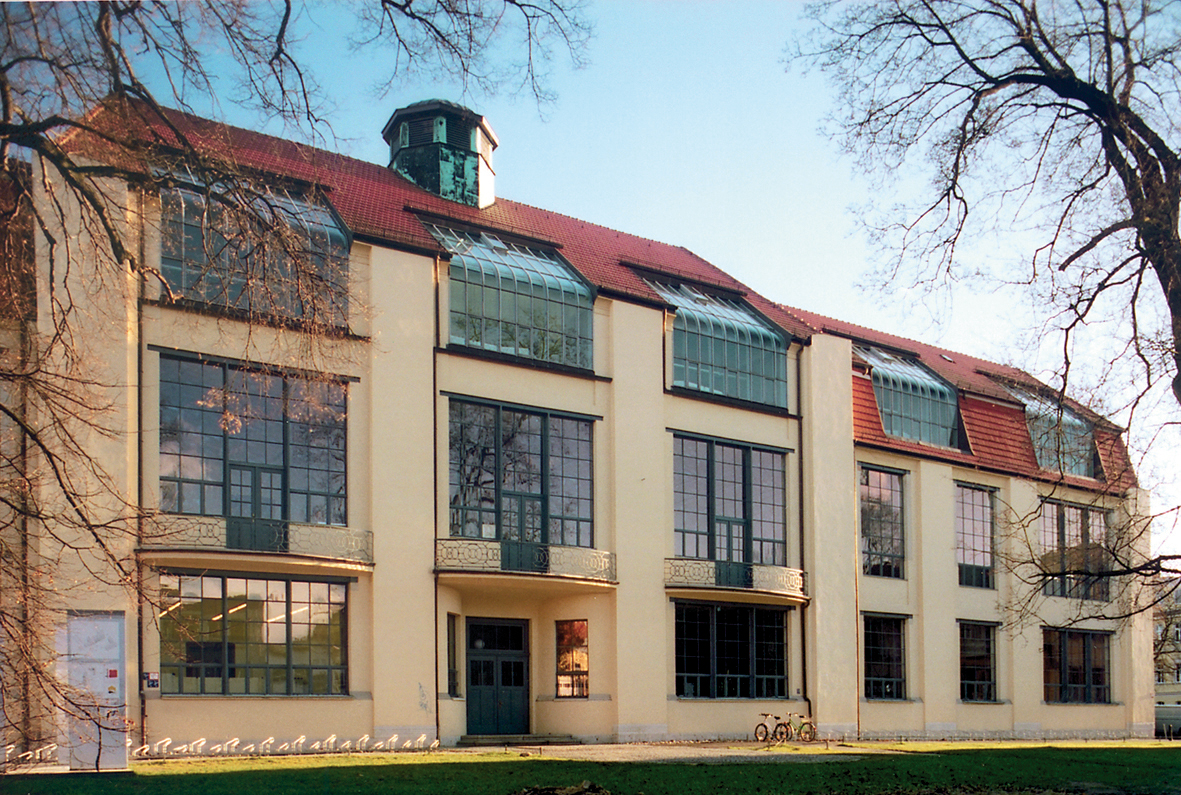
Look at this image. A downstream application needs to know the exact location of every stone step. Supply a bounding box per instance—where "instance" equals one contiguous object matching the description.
[458,734,579,747]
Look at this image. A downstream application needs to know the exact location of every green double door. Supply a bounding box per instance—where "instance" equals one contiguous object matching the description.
[466,619,529,735]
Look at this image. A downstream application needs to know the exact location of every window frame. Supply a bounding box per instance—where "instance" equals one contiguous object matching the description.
[958,621,998,703]
[448,397,595,548]
[555,619,589,698]
[673,433,788,569]
[1040,500,1110,602]
[955,483,996,589]
[859,465,906,579]
[674,600,788,700]
[857,345,960,448]
[863,614,907,700]
[158,570,348,696]
[427,222,595,370]
[1042,627,1111,704]
[158,353,349,534]
[159,180,351,327]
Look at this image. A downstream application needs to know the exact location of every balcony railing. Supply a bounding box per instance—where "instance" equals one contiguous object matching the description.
[664,558,807,599]
[142,516,373,564]
[435,538,616,582]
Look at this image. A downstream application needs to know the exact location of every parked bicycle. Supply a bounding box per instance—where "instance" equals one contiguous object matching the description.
[753,712,788,743]
[782,712,817,742]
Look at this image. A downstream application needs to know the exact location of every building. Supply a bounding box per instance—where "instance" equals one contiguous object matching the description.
[1155,583,1181,704]
[2,98,1154,766]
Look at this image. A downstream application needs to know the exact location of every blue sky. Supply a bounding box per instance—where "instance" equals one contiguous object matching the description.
[158,0,1178,554]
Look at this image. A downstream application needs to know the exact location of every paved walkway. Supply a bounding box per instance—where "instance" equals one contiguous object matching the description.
[446,741,864,764]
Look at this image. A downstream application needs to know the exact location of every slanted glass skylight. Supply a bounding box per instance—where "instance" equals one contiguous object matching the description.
[1008,386,1096,477]
[857,346,959,447]
[649,281,787,408]
[427,223,594,369]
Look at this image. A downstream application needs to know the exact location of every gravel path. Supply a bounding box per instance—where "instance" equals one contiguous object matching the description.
[446,741,864,764]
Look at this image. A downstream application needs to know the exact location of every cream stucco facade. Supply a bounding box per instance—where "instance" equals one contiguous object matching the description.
[2,101,1155,765]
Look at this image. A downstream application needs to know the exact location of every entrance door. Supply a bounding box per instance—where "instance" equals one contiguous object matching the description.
[466,619,529,735]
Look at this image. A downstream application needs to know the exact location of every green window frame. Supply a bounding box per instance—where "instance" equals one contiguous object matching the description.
[673,435,787,569]
[956,484,995,588]
[1040,500,1110,601]
[959,621,997,702]
[159,572,347,696]
[649,281,787,408]
[674,602,787,699]
[857,346,959,447]
[160,183,350,326]
[1043,627,1110,703]
[427,223,594,369]
[860,466,905,579]
[159,354,348,536]
[864,614,906,700]
[448,399,593,547]
[1008,386,1097,477]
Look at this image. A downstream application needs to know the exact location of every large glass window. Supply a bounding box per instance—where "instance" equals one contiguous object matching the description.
[959,622,997,702]
[860,466,905,578]
[159,572,347,695]
[673,435,787,569]
[1008,386,1097,477]
[956,484,995,588]
[1040,501,1109,601]
[1043,628,1110,703]
[159,355,347,537]
[160,184,349,326]
[427,223,594,369]
[674,602,787,699]
[649,281,787,408]
[864,615,906,700]
[448,399,593,547]
[556,619,589,698]
[857,346,959,447]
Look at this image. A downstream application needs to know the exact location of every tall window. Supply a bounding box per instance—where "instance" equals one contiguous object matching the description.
[648,281,787,408]
[556,619,589,698]
[864,615,906,700]
[1043,628,1110,704]
[159,355,347,539]
[956,484,995,588]
[159,572,347,695]
[447,614,460,697]
[427,223,594,369]
[675,602,787,699]
[857,346,959,447]
[959,622,997,702]
[673,436,787,569]
[1008,386,1097,477]
[860,466,904,578]
[1040,501,1109,601]
[448,400,593,547]
[160,184,349,326]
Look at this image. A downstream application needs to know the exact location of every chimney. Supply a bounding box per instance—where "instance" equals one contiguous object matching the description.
[381,100,498,209]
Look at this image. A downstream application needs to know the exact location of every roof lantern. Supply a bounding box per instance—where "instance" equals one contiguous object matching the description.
[381,99,499,209]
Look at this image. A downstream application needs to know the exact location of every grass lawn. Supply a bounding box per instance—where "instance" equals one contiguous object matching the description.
[5,743,1180,795]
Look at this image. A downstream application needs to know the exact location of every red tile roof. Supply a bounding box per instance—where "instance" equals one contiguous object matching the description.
[66,100,1135,493]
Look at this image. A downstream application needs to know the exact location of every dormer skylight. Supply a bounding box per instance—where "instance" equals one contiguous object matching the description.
[648,280,787,408]
[856,346,960,448]
[427,222,594,370]
[1007,385,1097,478]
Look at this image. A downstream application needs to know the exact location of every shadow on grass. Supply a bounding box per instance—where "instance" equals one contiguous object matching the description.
[6,746,1181,795]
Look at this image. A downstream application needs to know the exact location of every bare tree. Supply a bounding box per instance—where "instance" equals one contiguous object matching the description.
[796,0,1181,594]
[0,0,591,757]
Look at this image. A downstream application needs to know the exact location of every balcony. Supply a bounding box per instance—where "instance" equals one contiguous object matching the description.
[435,538,616,583]
[664,558,807,600]
[142,516,373,564]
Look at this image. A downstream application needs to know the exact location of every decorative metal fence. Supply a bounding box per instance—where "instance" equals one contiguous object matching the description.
[143,517,373,564]
[664,558,807,598]
[435,538,616,582]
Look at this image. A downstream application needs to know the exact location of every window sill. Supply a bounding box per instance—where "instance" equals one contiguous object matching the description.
[665,386,797,418]
[1042,700,1120,706]
[861,697,921,704]
[439,344,608,381]
[158,694,357,700]
[958,699,1008,705]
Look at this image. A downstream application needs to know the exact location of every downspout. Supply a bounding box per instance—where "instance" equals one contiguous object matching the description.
[432,253,442,744]
[17,286,31,752]
[795,345,811,720]
[135,186,148,747]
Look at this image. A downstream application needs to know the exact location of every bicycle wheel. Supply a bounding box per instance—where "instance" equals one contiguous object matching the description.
[797,722,817,742]
[773,722,791,742]
[754,722,768,743]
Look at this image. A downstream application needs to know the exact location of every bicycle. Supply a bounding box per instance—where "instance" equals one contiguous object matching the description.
[753,712,788,743]
[782,712,817,742]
